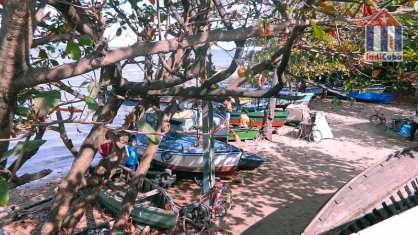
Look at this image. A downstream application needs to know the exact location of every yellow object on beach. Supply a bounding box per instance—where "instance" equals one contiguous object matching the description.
[239,114,250,127]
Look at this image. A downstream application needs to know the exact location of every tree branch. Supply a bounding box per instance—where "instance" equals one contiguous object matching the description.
[32,33,78,48]
[9,169,52,188]
[56,110,78,157]
[16,23,296,89]
[142,25,306,99]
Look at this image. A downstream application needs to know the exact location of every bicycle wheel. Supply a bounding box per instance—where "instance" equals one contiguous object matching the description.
[292,127,302,139]
[181,204,210,235]
[309,130,322,143]
[369,115,380,125]
[214,185,232,217]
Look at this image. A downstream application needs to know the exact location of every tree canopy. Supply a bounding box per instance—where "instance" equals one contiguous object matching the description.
[0,0,416,234]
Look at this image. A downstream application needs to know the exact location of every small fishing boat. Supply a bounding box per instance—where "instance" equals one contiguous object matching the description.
[279,87,324,96]
[230,110,289,127]
[276,91,315,109]
[348,91,396,103]
[214,126,260,141]
[331,85,395,103]
[133,134,265,174]
[303,147,418,235]
[97,178,177,230]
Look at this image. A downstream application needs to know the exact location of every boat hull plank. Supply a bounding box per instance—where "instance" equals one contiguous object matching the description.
[303,148,418,235]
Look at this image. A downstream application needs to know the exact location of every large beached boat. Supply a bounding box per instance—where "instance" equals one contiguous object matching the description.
[132,133,265,174]
[303,147,418,235]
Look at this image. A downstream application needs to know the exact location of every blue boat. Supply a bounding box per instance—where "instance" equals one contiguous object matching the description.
[348,91,396,103]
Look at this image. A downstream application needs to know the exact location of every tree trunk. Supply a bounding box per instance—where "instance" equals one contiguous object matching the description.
[263,68,278,141]
[40,64,123,235]
[112,108,174,232]
[0,0,33,167]
[0,92,15,168]
[111,143,160,232]
[61,148,125,234]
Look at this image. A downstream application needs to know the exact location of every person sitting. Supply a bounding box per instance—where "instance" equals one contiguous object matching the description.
[125,136,139,171]
[239,113,250,128]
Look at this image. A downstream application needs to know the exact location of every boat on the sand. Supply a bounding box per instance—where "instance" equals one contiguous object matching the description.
[332,85,395,103]
[303,147,418,235]
[230,110,289,127]
[97,178,177,230]
[132,133,265,174]
[348,91,396,103]
[214,126,260,141]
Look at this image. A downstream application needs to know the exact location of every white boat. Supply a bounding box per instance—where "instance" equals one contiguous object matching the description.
[133,134,264,174]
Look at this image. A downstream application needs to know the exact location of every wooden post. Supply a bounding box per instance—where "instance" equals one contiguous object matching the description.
[202,100,215,194]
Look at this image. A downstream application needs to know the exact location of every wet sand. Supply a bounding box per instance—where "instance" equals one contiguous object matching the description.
[3,99,417,234]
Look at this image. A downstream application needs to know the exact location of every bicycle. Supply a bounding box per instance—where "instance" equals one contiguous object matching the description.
[293,123,322,143]
[369,108,386,126]
[292,113,322,143]
[179,180,232,234]
[385,114,410,133]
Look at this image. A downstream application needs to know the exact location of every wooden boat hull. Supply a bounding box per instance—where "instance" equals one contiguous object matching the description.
[97,182,177,230]
[214,127,259,141]
[227,128,259,141]
[348,91,395,103]
[303,147,418,235]
[134,134,264,174]
[230,110,288,127]
[150,150,242,174]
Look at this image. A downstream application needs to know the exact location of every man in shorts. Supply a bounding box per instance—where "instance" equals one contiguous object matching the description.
[224,97,234,128]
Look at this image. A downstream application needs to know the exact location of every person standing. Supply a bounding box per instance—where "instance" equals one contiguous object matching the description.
[125,136,139,171]
[224,97,234,128]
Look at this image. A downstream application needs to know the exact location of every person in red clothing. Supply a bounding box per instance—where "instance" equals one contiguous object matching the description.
[99,131,114,157]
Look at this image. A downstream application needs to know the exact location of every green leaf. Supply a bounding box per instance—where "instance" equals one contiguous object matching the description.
[136,120,160,145]
[66,41,81,60]
[311,22,329,43]
[33,90,61,116]
[116,27,122,37]
[16,106,30,117]
[34,90,61,101]
[39,49,48,59]
[79,35,93,46]
[45,44,56,53]
[17,89,39,103]
[0,179,9,206]
[85,96,99,111]
[50,59,59,66]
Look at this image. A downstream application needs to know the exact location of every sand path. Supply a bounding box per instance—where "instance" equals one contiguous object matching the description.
[169,99,417,235]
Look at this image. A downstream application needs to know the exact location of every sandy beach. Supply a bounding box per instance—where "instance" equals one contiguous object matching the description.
[3,98,417,235]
